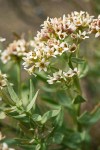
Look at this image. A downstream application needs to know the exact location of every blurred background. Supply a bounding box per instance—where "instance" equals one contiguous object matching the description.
[0,0,99,40]
[0,0,100,149]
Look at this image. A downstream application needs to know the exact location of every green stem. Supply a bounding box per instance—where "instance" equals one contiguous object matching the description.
[74,75,82,132]
[17,60,21,99]
[77,103,81,132]
[68,52,82,132]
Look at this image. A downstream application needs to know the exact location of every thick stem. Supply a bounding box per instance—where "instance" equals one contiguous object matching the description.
[17,60,21,99]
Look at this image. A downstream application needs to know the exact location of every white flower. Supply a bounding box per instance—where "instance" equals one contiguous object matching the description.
[47,70,63,84]
[57,31,67,40]
[28,40,35,47]
[60,42,69,51]
[25,66,35,75]
[65,67,78,77]
[68,11,94,28]
[47,68,78,85]
[54,42,69,56]
[76,30,89,40]
[45,46,55,58]
[69,43,77,53]
[1,51,11,64]
[35,58,49,72]
[68,24,77,33]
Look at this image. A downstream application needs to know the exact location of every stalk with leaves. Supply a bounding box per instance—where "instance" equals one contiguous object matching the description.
[0,11,100,150]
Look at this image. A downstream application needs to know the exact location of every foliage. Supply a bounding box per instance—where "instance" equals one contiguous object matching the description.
[0,11,100,150]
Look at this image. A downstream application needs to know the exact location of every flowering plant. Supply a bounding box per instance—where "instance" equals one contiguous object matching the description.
[0,11,100,150]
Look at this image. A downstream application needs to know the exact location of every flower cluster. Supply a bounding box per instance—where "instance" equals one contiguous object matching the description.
[23,38,70,75]
[47,68,78,84]
[1,11,100,83]
[1,39,27,64]
[0,71,7,89]
[90,15,100,37]
[23,11,95,75]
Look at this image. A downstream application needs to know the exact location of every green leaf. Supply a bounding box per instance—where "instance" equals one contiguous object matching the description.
[29,79,34,101]
[77,107,100,126]
[26,90,39,112]
[54,109,64,127]
[79,61,89,78]
[71,57,85,64]
[42,96,59,109]
[77,111,91,125]
[52,133,64,144]
[80,131,91,143]
[68,60,74,70]
[64,130,82,149]
[0,89,15,105]
[73,75,82,94]
[5,107,19,117]
[7,82,19,102]
[35,144,41,150]
[90,107,100,124]
[36,72,47,82]
[57,92,72,109]
[41,108,61,124]
[73,95,86,104]
[42,87,57,93]
[32,114,42,121]
[13,113,26,119]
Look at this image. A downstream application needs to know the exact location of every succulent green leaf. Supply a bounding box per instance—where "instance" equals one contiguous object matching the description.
[7,82,19,102]
[79,61,89,78]
[41,107,61,124]
[52,133,64,144]
[64,130,82,149]
[26,90,39,112]
[54,109,64,127]
[35,144,41,150]
[29,79,34,101]
[0,89,15,105]
[90,107,100,124]
[71,57,85,64]
[77,107,100,125]
[77,111,91,125]
[73,95,86,104]
[13,113,26,119]
[32,114,42,121]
